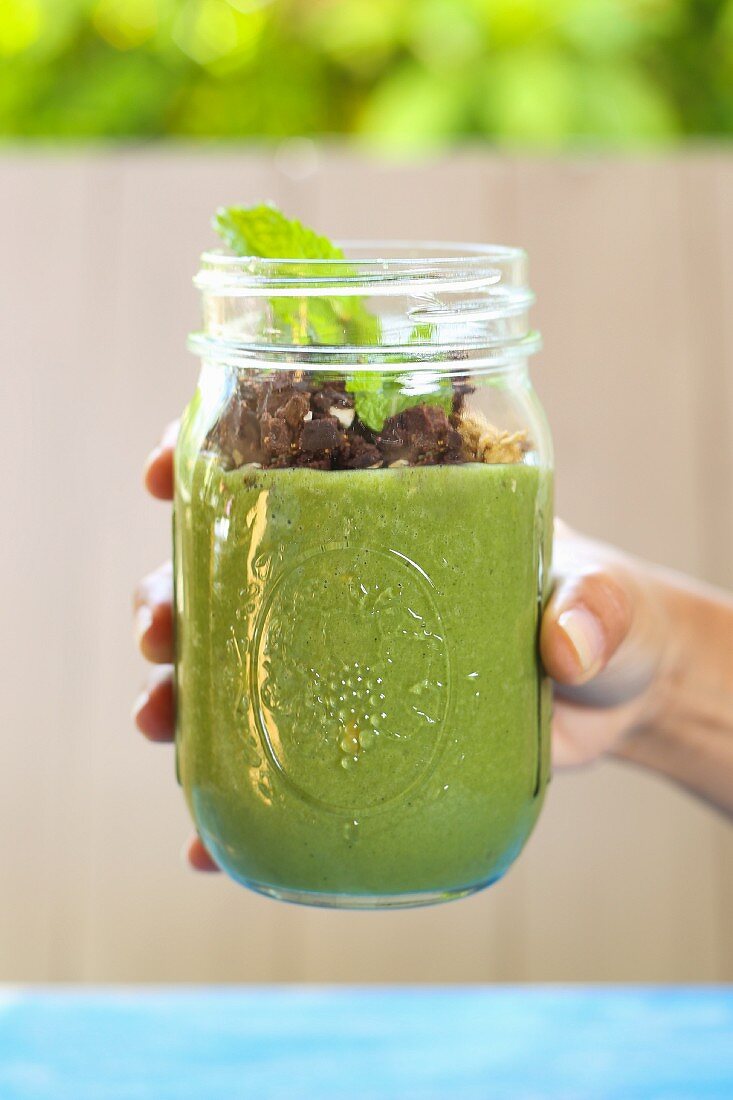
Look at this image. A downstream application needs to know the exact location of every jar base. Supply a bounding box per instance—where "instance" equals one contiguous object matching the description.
[245,881,486,910]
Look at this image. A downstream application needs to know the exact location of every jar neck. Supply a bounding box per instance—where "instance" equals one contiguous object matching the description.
[190,241,541,375]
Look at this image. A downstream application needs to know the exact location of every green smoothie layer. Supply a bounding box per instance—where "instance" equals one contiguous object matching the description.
[175,456,551,900]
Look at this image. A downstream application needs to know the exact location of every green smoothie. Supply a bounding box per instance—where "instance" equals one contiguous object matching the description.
[175,450,552,905]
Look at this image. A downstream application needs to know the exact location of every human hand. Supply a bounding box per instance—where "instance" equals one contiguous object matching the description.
[132,421,217,871]
[539,522,672,768]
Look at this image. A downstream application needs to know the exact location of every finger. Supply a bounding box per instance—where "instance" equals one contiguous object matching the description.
[185,835,220,872]
[132,666,174,742]
[551,695,637,769]
[541,568,633,687]
[133,562,173,663]
[144,420,179,501]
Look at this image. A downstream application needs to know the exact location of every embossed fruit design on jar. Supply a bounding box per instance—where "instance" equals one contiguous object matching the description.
[174,207,553,907]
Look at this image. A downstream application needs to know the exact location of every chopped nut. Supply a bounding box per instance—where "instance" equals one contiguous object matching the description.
[458,410,529,464]
[331,406,355,429]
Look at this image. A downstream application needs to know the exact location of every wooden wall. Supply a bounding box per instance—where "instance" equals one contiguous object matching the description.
[1,148,731,982]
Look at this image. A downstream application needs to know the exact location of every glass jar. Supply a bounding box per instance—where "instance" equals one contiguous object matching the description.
[174,242,553,909]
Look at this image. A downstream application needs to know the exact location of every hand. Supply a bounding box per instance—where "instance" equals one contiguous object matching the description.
[540,522,673,768]
[132,421,217,871]
[132,426,676,869]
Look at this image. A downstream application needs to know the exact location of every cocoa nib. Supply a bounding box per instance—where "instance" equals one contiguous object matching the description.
[301,416,342,453]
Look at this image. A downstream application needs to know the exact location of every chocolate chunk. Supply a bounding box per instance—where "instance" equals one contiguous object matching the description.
[337,434,382,469]
[262,414,292,462]
[259,373,304,416]
[381,404,456,466]
[278,392,310,432]
[375,420,409,460]
[400,404,451,437]
[235,378,261,410]
[301,417,342,453]
[212,403,262,467]
[265,387,290,415]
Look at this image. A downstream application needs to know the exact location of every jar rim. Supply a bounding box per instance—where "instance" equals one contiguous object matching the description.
[195,240,527,295]
[199,239,526,265]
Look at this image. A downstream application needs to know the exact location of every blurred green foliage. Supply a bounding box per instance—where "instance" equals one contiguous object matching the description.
[1,0,731,147]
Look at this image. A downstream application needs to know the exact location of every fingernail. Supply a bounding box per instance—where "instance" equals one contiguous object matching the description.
[131,689,148,723]
[134,605,153,646]
[557,607,604,676]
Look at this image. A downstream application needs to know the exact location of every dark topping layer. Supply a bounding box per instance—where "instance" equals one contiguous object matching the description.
[205,371,527,470]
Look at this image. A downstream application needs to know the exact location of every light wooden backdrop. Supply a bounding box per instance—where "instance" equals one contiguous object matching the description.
[1,148,731,983]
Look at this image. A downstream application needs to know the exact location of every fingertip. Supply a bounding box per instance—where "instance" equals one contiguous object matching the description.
[138,600,174,664]
[144,420,179,501]
[132,668,175,741]
[542,606,605,685]
[144,446,174,501]
[185,836,220,872]
[134,604,154,650]
[541,569,633,687]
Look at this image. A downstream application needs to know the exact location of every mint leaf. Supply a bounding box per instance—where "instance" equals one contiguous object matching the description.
[347,373,453,432]
[213,204,345,261]
[212,203,380,347]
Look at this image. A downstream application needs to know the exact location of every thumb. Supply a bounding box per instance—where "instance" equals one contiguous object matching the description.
[541,567,633,691]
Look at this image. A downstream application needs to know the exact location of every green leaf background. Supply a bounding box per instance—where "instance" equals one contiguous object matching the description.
[1,0,732,144]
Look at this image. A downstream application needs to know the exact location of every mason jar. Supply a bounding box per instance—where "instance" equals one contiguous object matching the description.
[174,242,553,908]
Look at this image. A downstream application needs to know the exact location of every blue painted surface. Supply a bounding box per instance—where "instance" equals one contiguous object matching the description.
[0,987,731,1099]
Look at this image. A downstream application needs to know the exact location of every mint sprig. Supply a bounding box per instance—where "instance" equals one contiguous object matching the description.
[213,204,345,261]
[213,202,379,347]
[212,204,446,431]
